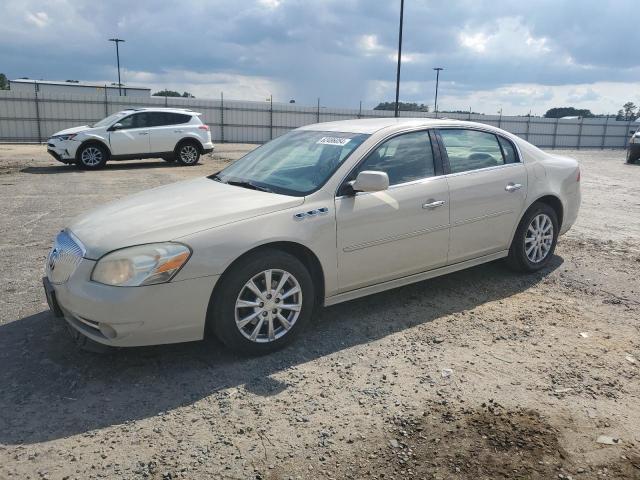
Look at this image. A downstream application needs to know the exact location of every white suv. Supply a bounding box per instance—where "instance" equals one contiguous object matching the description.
[46,108,214,169]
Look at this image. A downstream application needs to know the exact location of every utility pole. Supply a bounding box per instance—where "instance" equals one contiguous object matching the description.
[394,0,404,118]
[433,67,443,118]
[108,38,125,96]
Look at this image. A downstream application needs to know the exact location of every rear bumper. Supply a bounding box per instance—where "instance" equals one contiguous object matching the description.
[202,142,215,154]
[45,259,219,347]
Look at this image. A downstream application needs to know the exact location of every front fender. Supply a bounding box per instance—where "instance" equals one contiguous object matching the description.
[174,199,339,297]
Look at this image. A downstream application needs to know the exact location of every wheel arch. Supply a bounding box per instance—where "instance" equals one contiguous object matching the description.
[175,136,205,153]
[75,139,111,161]
[508,194,564,248]
[205,241,326,331]
[530,194,564,229]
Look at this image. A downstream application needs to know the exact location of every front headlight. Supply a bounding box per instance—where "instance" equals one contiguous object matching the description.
[91,243,191,287]
[53,134,78,141]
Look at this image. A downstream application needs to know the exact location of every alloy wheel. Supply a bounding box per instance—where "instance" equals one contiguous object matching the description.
[525,213,554,263]
[234,269,302,343]
[81,147,103,167]
[180,145,198,164]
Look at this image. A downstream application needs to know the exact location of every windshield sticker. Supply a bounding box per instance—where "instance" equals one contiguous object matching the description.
[317,137,351,146]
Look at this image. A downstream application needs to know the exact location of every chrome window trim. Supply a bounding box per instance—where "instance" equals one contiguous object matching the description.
[441,162,523,179]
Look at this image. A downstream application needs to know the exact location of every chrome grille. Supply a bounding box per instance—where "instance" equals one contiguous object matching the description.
[46,230,85,284]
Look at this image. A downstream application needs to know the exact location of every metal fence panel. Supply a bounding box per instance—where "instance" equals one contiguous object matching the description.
[0,89,635,148]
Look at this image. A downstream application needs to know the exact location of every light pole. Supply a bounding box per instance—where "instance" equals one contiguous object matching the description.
[108,38,125,96]
[433,67,443,118]
[394,0,404,118]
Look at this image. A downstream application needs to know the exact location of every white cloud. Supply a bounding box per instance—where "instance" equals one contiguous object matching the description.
[25,11,49,28]
[123,69,285,101]
[258,0,282,9]
[358,34,385,55]
[439,82,638,115]
[459,32,489,53]
[458,17,551,58]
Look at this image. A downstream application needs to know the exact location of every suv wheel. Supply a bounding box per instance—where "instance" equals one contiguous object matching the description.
[77,144,108,170]
[210,249,315,355]
[506,202,559,272]
[176,142,200,166]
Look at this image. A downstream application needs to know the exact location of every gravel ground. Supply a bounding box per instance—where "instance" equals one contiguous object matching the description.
[0,144,639,480]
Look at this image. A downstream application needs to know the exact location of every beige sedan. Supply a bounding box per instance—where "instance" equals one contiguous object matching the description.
[43,118,581,354]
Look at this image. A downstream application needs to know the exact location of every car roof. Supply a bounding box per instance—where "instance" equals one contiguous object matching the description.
[117,107,201,116]
[298,117,502,135]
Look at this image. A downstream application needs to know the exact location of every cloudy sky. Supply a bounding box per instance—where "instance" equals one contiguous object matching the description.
[1,0,639,115]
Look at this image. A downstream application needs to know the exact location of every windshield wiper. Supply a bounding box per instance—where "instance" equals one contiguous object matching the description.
[225,179,272,193]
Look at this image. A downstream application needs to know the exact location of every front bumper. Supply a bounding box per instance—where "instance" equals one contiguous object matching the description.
[627,143,640,163]
[47,139,77,164]
[45,258,219,347]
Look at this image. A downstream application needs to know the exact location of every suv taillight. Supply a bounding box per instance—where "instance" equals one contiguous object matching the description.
[198,125,209,131]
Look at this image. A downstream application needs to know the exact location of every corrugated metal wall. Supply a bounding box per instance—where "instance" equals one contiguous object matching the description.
[0,90,636,148]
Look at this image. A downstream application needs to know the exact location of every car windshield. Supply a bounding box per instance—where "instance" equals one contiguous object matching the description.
[212,130,370,196]
[91,112,127,128]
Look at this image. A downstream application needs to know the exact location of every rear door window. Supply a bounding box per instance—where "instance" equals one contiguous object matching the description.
[439,129,505,173]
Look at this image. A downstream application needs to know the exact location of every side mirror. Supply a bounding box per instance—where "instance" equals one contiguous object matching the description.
[109,123,124,131]
[350,170,389,193]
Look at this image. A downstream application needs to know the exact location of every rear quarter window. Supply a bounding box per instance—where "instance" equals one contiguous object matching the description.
[164,113,192,125]
[498,136,520,164]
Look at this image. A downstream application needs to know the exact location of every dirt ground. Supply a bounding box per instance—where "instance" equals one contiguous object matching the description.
[0,144,638,480]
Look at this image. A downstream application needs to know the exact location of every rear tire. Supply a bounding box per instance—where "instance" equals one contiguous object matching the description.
[210,249,315,355]
[626,149,639,164]
[506,202,559,272]
[175,142,201,166]
[76,144,108,170]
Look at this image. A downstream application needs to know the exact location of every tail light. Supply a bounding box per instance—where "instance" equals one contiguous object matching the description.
[198,125,209,131]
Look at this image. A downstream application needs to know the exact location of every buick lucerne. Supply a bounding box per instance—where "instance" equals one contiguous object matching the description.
[43,118,581,354]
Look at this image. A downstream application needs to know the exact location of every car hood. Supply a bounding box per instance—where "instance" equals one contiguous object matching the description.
[69,177,304,259]
[51,125,91,137]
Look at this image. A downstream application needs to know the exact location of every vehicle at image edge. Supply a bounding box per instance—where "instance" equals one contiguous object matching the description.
[42,118,581,355]
[46,108,214,169]
[627,126,640,164]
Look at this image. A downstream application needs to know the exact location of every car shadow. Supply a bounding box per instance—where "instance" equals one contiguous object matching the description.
[0,256,562,445]
[21,161,185,174]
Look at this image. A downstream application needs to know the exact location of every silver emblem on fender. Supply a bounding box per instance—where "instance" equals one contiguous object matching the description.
[294,207,329,220]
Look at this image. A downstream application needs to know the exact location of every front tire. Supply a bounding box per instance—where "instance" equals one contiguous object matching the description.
[506,202,559,272]
[626,149,639,164]
[175,142,201,166]
[76,144,108,170]
[210,249,315,355]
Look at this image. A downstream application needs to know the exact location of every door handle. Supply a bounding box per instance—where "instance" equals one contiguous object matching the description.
[138,132,149,135]
[173,130,183,133]
[422,200,446,209]
[505,183,522,192]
